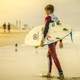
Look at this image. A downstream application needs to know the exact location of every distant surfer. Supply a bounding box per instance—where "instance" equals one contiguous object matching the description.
[41,4,64,79]
[15,43,18,52]
[8,22,11,32]
[3,22,6,32]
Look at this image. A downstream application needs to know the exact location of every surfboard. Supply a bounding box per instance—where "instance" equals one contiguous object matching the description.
[25,23,72,47]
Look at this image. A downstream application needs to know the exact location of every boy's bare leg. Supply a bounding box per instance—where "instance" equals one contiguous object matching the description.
[59,40,63,48]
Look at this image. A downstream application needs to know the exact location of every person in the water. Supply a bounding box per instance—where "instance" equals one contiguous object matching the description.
[8,22,11,32]
[41,4,64,79]
[3,22,6,32]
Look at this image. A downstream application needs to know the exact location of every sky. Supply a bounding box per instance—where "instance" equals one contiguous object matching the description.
[0,0,80,30]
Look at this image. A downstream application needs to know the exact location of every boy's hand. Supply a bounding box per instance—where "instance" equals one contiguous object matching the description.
[59,40,63,48]
[35,40,44,48]
[40,40,44,47]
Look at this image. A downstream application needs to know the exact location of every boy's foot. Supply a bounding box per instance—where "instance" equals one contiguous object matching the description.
[47,73,52,78]
[59,71,64,80]
[42,73,52,78]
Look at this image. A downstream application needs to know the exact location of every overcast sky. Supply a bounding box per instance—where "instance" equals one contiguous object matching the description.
[0,0,80,30]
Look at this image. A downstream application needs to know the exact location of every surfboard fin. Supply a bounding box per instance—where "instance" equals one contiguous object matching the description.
[70,30,73,42]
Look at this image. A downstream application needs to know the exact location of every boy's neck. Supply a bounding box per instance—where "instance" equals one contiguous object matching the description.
[47,13,54,16]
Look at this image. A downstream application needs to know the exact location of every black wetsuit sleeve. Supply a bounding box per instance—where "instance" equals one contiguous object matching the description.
[43,20,53,38]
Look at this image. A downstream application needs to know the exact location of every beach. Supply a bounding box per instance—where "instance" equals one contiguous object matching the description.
[0,0,80,80]
[0,29,80,80]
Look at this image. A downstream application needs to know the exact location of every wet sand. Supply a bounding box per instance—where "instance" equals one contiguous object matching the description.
[0,31,80,80]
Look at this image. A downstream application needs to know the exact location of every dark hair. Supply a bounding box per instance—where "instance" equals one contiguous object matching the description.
[45,4,54,13]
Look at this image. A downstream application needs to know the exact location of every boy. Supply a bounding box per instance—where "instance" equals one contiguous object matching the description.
[41,4,64,79]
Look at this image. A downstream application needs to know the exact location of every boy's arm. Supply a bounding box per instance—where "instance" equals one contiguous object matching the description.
[43,16,52,38]
[41,16,52,46]
[43,21,50,38]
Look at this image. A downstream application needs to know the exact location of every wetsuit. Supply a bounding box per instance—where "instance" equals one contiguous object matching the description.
[44,15,63,74]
